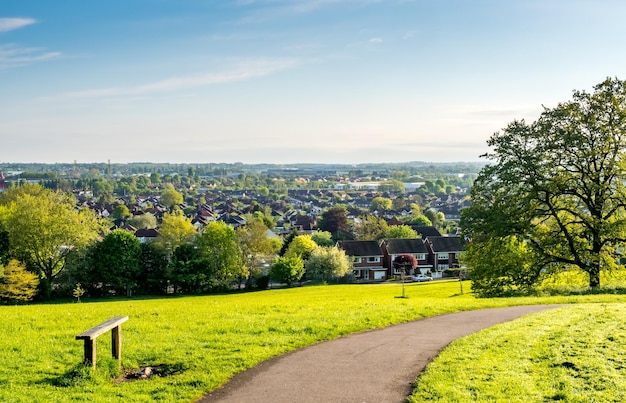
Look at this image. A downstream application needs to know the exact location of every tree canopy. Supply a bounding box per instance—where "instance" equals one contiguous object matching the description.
[0,185,104,298]
[305,246,352,282]
[384,225,418,239]
[461,77,626,292]
[353,215,389,241]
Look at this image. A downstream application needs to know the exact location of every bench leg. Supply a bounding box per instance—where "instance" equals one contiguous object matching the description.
[112,325,122,365]
[83,339,96,369]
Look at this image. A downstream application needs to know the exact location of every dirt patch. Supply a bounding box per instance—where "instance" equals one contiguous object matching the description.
[115,363,187,383]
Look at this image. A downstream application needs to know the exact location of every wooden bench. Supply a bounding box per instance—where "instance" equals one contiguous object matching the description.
[76,316,128,369]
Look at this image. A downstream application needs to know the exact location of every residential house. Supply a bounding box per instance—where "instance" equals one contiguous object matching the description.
[380,238,433,277]
[412,226,442,238]
[424,236,464,273]
[337,240,386,281]
[134,228,159,243]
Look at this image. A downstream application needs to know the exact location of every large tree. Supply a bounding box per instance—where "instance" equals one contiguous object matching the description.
[195,221,246,290]
[305,246,352,282]
[318,205,350,238]
[270,256,305,287]
[353,215,389,241]
[155,210,197,256]
[90,230,141,296]
[384,225,418,239]
[236,218,276,288]
[0,185,104,298]
[284,234,318,261]
[461,78,626,291]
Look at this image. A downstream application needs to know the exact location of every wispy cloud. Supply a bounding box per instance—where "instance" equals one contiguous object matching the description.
[50,58,299,100]
[0,17,36,32]
[0,44,61,69]
[234,0,384,22]
[369,37,382,44]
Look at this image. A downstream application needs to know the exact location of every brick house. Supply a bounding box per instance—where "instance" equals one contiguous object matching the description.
[380,238,433,277]
[337,240,386,281]
[424,236,464,272]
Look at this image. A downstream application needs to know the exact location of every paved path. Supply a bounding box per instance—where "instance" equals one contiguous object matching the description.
[199,305,563,403]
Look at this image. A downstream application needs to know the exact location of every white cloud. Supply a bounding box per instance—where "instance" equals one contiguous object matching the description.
[0,44,61,69]
[52,58,299,100]
[369,37,383,44]
[0,18,36,32]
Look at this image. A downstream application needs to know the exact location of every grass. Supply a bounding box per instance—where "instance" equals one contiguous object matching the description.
[2,279,626,402]
[409,303,626,402]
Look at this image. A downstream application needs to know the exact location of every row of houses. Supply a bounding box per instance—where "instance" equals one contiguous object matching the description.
[338,235,464,281]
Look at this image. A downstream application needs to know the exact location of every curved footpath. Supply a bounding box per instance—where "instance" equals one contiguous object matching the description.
[199,304,563,403]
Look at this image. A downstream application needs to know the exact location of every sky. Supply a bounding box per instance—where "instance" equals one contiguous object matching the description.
[2,0,626,165]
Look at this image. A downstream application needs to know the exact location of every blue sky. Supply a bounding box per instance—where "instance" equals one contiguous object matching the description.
[2,0,626,164]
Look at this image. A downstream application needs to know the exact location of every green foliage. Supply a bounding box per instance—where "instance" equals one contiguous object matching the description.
[236,219,276,288]
[0,229,9,265]
[71,283,85,302]
[128,213,157,229]
[378,179,405,193]
[423,209,444,228]
[270,256,305,286]
[305,246,352,282]
[160,188,183,208]
[353,215,389,241]
[462,236,543,297]
[155,211,197,256]
[462,78,626,290]
[284,235,318,261]
[384,224,418,239]
[170,243,207,293]
[91,230,141,296]
[406,213,432,227]
[0,259,39,302]
[370,196,392,211]
[318,205,349,237]
[112,203,131,220]
[0,184,104,298]
[195,221,246,291]
[311,231,334,247]
[137,242,170,294]
[279,231,298,256]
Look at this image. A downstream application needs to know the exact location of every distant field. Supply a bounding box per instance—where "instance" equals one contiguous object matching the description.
[2,280,626,402]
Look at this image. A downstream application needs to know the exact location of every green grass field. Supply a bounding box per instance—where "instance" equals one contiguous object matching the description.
[2,280,626,402]
[409,303,626,402]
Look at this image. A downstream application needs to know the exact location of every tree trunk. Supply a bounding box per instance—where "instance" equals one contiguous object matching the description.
[39,277,51,300]
[588,264,600,288]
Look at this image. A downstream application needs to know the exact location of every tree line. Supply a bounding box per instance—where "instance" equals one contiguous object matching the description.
[0,185,355,302]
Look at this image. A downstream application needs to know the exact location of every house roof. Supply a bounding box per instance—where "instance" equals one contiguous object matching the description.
[426,236,464,252]
[413,226,442,238]
[384,238,428,254]
[337,240,383,256]
[135,228,159,238]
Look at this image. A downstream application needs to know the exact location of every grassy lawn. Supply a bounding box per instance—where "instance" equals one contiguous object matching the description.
[409,303,626,402]
[2,279,626,402]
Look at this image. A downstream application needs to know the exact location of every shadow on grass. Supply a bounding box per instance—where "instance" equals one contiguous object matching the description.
[43,361,189,387]
[539,286,626,296]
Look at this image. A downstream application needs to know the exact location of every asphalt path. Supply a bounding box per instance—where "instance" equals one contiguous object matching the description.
[199,304,563,403]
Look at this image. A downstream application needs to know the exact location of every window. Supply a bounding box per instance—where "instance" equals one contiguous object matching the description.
[352,257,361,263]
[438,252,448,260]
[415,253,425,260]
[367,256,380,263]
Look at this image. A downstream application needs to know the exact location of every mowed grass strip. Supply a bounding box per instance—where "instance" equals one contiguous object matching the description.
[2,280,626,402]
[409,303,626,402]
